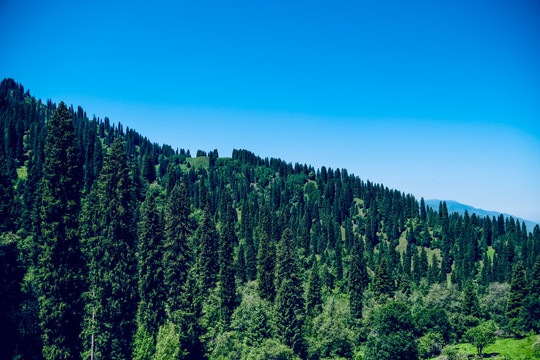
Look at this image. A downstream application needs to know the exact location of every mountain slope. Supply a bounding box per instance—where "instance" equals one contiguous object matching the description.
[425,199,539,232]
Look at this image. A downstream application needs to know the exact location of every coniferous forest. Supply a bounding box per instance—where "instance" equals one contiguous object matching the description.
[1,78,539,360]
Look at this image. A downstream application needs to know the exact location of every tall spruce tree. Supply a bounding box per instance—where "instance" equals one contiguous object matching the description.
[81,138,138,360]
[257,205,275,300]
[198,205,219,294]
[506,261,527,332]
[349,241,369,319]
[218,190,237,324]
[163,182,191,313]
[274,228,305,357]
[236,243,247,284]
[461,281,480,318]
[38,101,84,360]
[275,228,299,290]
[306,257,322,318]
[427,252,440,285]
[334,235,344,282]
[521,256,540,332]
[245,234,257,281]
[135,190,165,345]
[374,258,393,298]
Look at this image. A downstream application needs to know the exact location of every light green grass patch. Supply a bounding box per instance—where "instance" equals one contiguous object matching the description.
[17,166,28,179]
[434,336,540,359]
[487,246,495,261]
[187,156,209,170]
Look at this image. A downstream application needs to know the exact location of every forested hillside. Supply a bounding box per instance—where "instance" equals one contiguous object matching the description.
[1,78,539,360]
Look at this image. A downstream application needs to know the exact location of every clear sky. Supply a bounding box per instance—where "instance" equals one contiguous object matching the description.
[1,0,539,222]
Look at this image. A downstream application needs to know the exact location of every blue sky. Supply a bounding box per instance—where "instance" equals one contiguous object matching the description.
[1,0,540,223]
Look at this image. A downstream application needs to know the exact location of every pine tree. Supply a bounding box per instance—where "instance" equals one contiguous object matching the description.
[275,228,299,290]
[349,241,369,319]
[306,257,322,318]
[218,190,237,324]
[198,205,219,294]
[141,153,156,183]
[427,253,440,285]
[257,206,275,300]
[334,235,344,282]
[274,227,305,356]
[163,182,191,313]
[461,282,480,318]
[236,243,247,284]
[173,266,205,359]
[275,279,306,357]
[81,138,138,360]
[245,234,257,281]
[506,261,527,332]
[416,247,428,280]
[38,101,84,360]
[398,273,412,295]
[374,258,393,298]
[420,197,426,222]
[135,190,165,341]
[521,256,540,332]
[131,160,145,202]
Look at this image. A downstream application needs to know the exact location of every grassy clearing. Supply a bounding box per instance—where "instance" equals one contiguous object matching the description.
[187,156,209,170]
[397,230,408,253]
[17,166,28,179]
[432,336,540,359]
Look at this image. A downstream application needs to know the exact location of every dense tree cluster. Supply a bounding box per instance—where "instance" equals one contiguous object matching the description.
[1,78,539,359]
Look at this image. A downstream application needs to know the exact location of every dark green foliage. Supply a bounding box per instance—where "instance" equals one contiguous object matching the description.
[414,307,452,342]
[236,243,247,284]
[415,246,428,280]
[0,233,24,359]
[163,182,191,313]
[38,101,84,360]
[427,253,440,285]
[461,282,480,318]
[306,257,322,317]
[521,256,540,332]
[218,190,238,324]
[257,206,275,301]
[374,258,393,298]
[275,279,306,357]
[398,272,412,295]
[131,160,145,202]
[274,228,305,357]
[334,234,344,282]
[81,139,138,360]
[198,206,219,294]
[142,154,156,183]
[275,228,300,290]
[136,190,165,337]
[0,155,14,232]
[349,241,368,319]
[245,235,257,281]
[365,301,418,360]
[506,261,527,333]
[173,266,205,359]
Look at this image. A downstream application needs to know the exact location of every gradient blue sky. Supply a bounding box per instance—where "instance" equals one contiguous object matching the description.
[1,0,539,222]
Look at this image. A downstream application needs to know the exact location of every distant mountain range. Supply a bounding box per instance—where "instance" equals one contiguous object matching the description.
[424,199,539,233]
